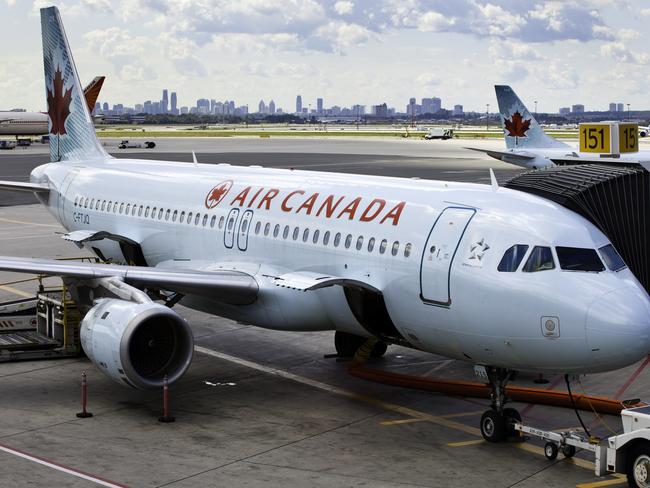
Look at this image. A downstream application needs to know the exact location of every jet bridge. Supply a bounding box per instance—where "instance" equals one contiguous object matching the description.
[504,164,650,293]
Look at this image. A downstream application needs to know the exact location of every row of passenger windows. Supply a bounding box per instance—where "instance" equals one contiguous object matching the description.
[498,244,625,273]
[74,195,413,258]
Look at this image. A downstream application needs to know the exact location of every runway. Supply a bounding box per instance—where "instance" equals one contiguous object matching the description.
[0,137,642,488]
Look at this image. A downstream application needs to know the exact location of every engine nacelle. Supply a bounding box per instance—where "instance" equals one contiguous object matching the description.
[80,299,194,389]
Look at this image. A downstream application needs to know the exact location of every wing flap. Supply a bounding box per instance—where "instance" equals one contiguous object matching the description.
[273,271,379,293]
[0,256,258,305]
[465,147,535,161]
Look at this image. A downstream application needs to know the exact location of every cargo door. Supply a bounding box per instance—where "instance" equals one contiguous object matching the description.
[420,207,475,306]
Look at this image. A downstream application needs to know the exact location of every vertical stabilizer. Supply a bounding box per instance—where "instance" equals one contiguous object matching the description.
[495,85,568,150]
[41,7,108,162]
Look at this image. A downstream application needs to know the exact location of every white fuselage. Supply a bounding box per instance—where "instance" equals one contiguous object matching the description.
[30,158,650,375]
[501,145,650,169]
[0,111,48,136]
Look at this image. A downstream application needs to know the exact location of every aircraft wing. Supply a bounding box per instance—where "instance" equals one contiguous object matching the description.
[0,180,50,193]
[0,256,258,305]
[465,147,536,162]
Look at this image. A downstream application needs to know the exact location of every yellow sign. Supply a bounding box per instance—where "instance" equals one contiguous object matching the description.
[580,124,611,153]
[618,123,639,153]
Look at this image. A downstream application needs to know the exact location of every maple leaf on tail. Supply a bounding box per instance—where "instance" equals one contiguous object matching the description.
[504,111,531,138]
[47,68,73,136]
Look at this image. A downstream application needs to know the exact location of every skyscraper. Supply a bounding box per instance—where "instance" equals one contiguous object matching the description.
[171,92,177,114]
[161,89,169,113]
[258,100,267,114]
[296,95,302,114]
[269,100,276,114]
[317,98,323,114]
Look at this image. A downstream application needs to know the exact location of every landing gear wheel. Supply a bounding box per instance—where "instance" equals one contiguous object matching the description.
[544,442,558,461]
[562,445,576,459]
[480,410,506,442]
[503,407,521,437]
[334,331,387,358]
[627,445,650,488]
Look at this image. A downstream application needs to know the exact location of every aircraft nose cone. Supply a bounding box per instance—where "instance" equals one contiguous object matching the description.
[586,286,650,371]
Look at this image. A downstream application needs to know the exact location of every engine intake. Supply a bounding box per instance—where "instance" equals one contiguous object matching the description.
[81,299,193,389]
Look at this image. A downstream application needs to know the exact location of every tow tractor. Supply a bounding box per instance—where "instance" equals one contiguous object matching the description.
[118,139,156,149]
[514,405,650,487]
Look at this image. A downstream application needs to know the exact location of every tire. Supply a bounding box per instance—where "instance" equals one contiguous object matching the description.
[503,407,521,437]
[544,442,558,460]
[480,410,506,442]
[562,445,576,459]
[627,444,650,488]
[334,331,387,358]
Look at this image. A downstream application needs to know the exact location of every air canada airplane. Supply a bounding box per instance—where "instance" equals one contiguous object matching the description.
[467,85,650,169]
[1,7,649,443]
[0,76,104,138]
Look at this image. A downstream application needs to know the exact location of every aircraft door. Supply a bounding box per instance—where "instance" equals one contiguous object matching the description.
[224,208,240,249]
[237,210,253,251]
[420,207,475,306]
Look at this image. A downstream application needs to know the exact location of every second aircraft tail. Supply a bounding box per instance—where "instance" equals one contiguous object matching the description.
[495,85,568,150]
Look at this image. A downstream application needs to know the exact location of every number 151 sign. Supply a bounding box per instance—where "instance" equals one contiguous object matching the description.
[579,122,638,154]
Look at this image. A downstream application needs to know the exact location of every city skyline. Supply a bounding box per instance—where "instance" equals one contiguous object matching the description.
[1,2,650,113]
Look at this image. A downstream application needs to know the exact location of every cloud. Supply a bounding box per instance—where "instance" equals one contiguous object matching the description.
[415,73,439,87]
[600,42,649,65]
[333,1,354,15]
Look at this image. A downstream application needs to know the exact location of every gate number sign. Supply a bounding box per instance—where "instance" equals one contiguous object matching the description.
[579,122,639,154]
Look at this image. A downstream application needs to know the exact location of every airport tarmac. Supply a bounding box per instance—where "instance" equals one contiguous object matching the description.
[0,138,647,487]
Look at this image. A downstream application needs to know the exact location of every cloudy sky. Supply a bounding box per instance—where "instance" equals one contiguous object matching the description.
[1,0,649,113]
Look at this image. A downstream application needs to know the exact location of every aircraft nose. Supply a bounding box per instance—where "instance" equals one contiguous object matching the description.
[586,286,650,370]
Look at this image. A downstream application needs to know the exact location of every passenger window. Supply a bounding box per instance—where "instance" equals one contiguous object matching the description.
[151,207,157,218]
[228,217,235,230]
[173,210,178,222]
[380,239,387,254]
[145,206,150,217]
[212,216,218,228]
[368,237,375,252]
[95,200,100,210]
[179,211,184,223]
[523,246,555,272]
[91,199,95,209]
[404,243,412,258]
[498,244,529,272]
[84,198,89,208]
[392,241,400,256]
[74,196,78,206]
[126,204,130,215]
[273,224,280,238]
[264,223,270,236]
[254,221,260,234]
[323,231,330,245]
[292,227,299,240]
[195,213,200,225]
[165,209,170,221]
[345,234,352,249]
[599,244,626,271]
[202,214,208,226]
[312,229,320,244]
[108,201,113,212]
[556,247,605,272]
[139,206,143,217]
[356,236,363,250]
[158,208,163,219]
[132,205,137,216]
[334,232,341,247]
[187,212,193,224]
[114,203,119,213]
[219,216,224,229]
[302,228,309,242]
[283,226,289,239]
[102,201,106,211]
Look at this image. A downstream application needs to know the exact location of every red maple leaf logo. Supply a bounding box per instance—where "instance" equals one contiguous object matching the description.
[205,180,233,209]
[504,111,531,138]
[47,68,73,136]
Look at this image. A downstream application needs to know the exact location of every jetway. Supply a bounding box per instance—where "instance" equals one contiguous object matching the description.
[504,163,650,293]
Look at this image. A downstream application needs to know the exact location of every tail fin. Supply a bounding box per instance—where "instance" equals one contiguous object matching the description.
[495,85,568,150]
[82,76,105,115]
[41,7,108,162]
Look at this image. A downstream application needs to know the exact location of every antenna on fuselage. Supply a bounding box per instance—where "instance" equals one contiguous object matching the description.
[192,151,198,168]
[489,168,499,191]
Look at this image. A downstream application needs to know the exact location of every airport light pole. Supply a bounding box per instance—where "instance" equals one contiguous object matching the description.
[627,103,631,122]
[486,103,490,131]
[534,100,538,116]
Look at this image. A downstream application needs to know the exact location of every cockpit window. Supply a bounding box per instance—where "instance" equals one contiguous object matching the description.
[497,244,529,272]
[556,247,605,272]
[523,246,555,272]
[598,244,627,271]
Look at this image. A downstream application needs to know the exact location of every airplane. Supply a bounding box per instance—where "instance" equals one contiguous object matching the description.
[467,85,650,169]
[640,125,649,138]
[0,7,649,444]
[0,76,104,138]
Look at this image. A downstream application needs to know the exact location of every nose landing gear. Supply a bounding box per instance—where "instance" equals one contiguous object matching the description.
[479,367,521,442]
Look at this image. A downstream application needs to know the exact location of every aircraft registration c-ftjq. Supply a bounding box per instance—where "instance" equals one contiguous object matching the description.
[1,7,649,443]
[467,85,650,169]
[0,76,104,138]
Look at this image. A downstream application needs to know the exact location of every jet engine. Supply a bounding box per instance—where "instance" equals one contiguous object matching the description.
[80,298,193,389]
